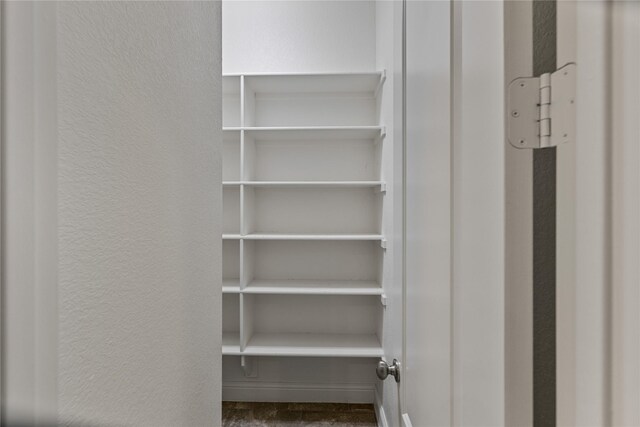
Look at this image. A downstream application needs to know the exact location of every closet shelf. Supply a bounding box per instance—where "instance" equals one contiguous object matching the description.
[223,181,385,189]
[243,280,383,296]
[243,332,384,358]
[222,332,241,355]
[222,280,240,294]
[226,71,385,93]
[241,126,384,141]
[222,70,388,363]
[243,233,384,241]
[222,234,241,240]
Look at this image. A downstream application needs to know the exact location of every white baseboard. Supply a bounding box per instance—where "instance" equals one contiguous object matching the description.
[222,381,375,403]
[401,413,413,427]
[374,388,389,427]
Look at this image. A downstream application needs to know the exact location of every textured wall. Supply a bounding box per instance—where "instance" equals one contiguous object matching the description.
[222,0,375,73]
[56,2,222,425]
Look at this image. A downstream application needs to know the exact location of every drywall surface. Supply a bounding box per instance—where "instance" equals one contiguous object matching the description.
[56,2,222,425]
[222,0,375,73]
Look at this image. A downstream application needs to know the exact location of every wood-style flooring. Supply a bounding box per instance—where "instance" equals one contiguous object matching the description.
[222,401,378,427]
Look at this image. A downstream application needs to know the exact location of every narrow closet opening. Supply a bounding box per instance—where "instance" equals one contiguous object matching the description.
[221,2,399,424]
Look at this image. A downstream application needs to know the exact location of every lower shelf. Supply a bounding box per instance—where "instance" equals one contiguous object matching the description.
[244,280,383,296]
[243,333,383,358]
[244,233,384,241]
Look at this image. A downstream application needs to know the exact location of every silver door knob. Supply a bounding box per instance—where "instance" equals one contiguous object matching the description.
[376,359,400,383]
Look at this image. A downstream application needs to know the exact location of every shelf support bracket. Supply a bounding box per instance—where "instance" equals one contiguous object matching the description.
[374,69,386,99]
[240,355,258,378]
[380,238,387,250]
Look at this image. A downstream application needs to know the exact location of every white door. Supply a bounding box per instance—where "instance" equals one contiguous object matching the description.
[403,1,452,426]
[403,2,506,426]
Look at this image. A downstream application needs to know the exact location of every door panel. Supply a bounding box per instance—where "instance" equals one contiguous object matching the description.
[404,1,451,425]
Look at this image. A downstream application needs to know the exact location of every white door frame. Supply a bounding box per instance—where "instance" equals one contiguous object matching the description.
[1,2,59,424]
[557,1,640,426]
[610,3,640,425]
[451,1,506,426]
[400,1,506,426]
[558,2,640,425]
[506,2,640,425]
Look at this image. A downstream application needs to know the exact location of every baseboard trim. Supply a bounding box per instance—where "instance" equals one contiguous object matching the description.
[401,413,413,427]
[374,388,389,427]
[222,381,375,403]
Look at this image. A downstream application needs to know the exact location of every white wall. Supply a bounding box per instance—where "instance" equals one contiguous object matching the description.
[2,2,223,426]
[222,0,375,74]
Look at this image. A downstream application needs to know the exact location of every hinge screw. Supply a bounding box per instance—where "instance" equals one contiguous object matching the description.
[511,111,520,118]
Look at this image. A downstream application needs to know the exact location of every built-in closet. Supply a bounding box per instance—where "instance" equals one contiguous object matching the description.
[221,1,399,405]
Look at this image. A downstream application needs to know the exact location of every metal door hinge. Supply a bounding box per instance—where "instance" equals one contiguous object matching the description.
[507,63,576,149]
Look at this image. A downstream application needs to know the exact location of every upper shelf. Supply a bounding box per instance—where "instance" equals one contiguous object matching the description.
[223,71,385,95]
[222,126,385,141]
[245,126,384,140]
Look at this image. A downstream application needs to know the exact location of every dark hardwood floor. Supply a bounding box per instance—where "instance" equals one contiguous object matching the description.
[222,401,378,427]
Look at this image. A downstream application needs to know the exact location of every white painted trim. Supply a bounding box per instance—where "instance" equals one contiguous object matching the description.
[451,2,505,425]
[1,3,59,424]
[556,2,577,425]
[611,2,640,426]
[401,413,412,427]
[574,3,612,425]
[504,2,534,425]
[222,382,375,404]
[374,388,389,427]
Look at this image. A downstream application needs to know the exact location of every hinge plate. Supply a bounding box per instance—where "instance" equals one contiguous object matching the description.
[507,63,576,149]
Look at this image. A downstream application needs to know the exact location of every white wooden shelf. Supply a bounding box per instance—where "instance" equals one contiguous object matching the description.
[222,234,241,240]
[222,280,240,294]
[243,332,383,358]
[227,71,385,93]
[224,181,384,189]
[242,126,384,140]
[222,332,241,355]
[221,71,387,360]
[223,233,384,241]
[244,280,382,296]
[243,233,384,241]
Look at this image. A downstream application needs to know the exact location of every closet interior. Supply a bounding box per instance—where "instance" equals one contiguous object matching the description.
[221,1,399,405]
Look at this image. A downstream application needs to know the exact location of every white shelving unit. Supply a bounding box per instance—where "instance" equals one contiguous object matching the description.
[222,72,387,358]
